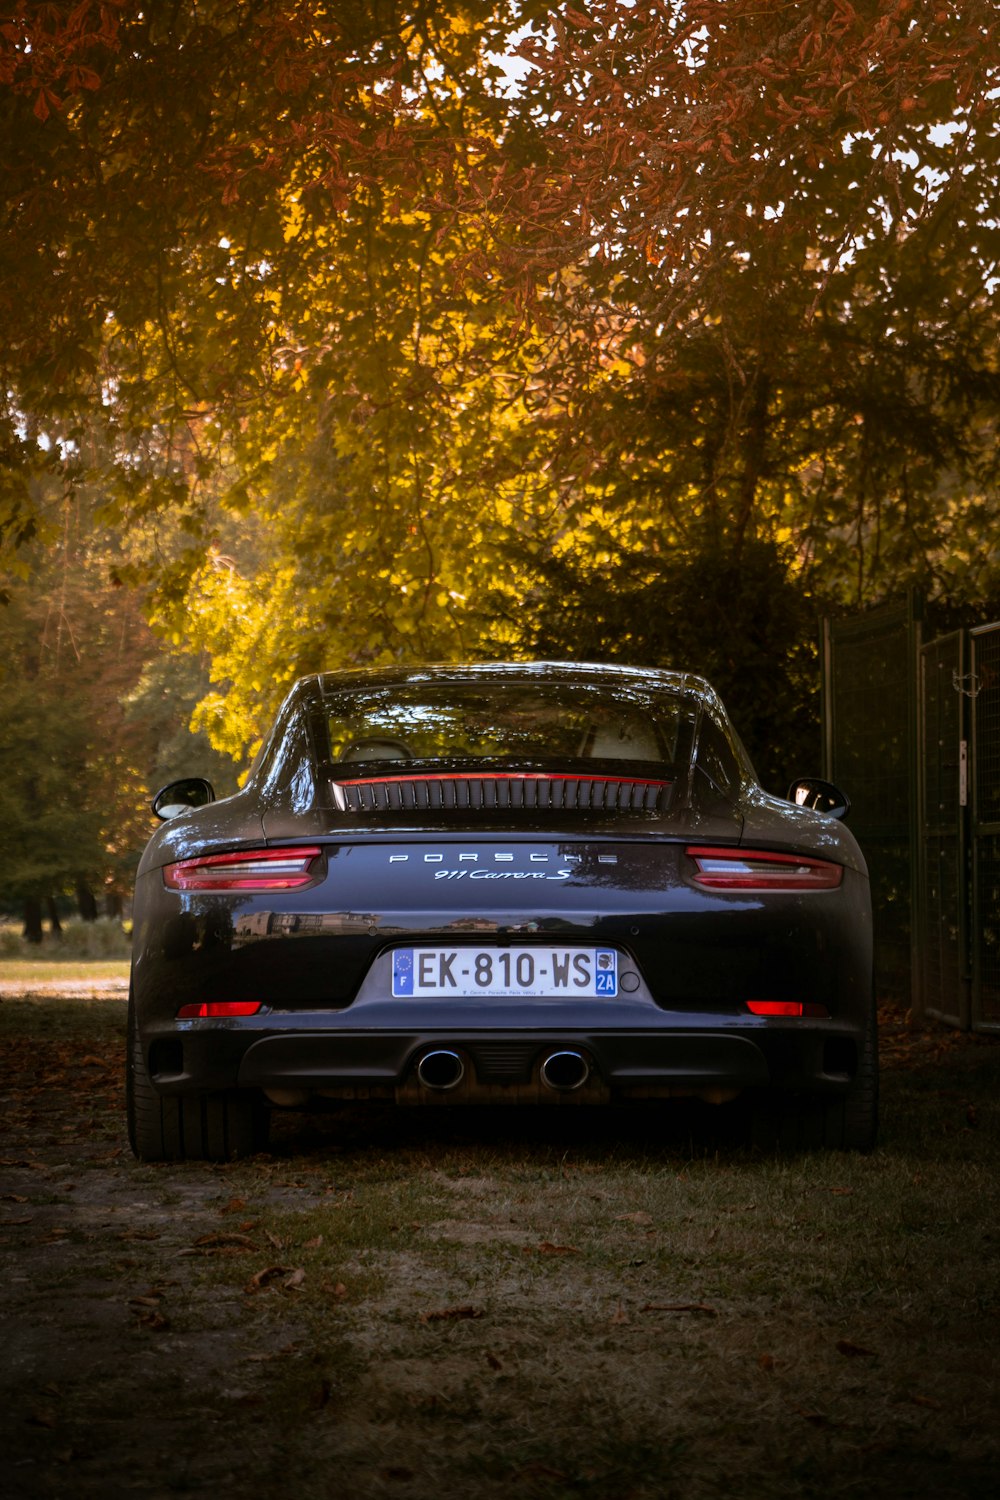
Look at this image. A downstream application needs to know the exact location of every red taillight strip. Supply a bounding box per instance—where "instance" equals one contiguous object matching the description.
[686,846,843,890]
[164,846,322,891]
[177,1001,265,1018]
[333,772,671,788]
[746,1000,831,1018]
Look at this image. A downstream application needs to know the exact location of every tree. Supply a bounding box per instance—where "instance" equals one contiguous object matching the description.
[2,3,999,775]
[474,0,1000,597]
[0,488,236,934]
[0,2,530,546]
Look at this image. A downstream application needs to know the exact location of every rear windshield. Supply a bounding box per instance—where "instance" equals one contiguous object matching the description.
[319,678,697,771]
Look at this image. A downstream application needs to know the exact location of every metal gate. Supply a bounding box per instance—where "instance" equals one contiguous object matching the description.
[918,632,968,1027]
[822,599,920,1003]
[824,600,1000,1031]
[917,621,1000,1033]
[971,624,1000,1030]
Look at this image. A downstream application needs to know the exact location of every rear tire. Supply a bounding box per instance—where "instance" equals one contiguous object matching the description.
[832,1000,879,1151]
[126,989,269,1162]
[752,1001,879,1153]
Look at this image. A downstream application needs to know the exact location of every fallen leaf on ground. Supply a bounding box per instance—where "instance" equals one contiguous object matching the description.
[641,1302,717,1316]
[836,1339,877,1358]
[244,1265,291,1293]
[191,1232,258,1251]
[486,1351,503,1370]
[758,1353,775,1372]
[283,1267,306,1290]
[525,1241,580,1255]
[421,1305,484,1323]
[134,1310,170,1331]
[615,1211,654,1226]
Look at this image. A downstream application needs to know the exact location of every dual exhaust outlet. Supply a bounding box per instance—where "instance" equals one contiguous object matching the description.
[415,1048,590,1093]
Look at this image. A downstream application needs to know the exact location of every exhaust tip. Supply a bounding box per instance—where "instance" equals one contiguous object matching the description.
[416,1049,465,1091]
[540,1050,590,1092]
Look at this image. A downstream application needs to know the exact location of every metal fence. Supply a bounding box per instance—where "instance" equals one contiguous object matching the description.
[822,598,1000,1033]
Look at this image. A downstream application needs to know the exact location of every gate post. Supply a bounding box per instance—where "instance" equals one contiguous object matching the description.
[917,631,970,1029]
[970,623,1000,1033]
[821,594,922,1008]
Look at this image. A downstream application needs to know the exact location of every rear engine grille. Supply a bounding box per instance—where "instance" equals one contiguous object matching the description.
[467,1042,539,1082]
[330,772,670,815]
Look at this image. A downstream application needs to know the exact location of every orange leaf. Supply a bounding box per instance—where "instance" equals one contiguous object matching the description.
[244,1265,290,1293]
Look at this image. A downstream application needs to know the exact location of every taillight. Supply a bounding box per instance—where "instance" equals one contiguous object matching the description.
[163,846,322,891]
[176,1001,265,1018]
[745,1000,830,1018]
[686,847,843,890]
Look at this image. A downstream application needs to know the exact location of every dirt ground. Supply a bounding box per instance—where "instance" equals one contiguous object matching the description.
[2,988,998,1500]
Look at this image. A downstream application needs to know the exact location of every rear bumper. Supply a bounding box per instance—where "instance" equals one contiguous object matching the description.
[132,846,873,1106]
[143,1014,865,1103]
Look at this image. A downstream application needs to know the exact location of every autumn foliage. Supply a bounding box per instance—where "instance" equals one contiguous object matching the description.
[1,1,999,780]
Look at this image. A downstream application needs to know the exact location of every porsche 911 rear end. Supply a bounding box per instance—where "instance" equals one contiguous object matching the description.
[128,665,876,1160]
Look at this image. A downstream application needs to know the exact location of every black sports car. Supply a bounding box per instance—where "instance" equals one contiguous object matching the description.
[128,662,876,1159]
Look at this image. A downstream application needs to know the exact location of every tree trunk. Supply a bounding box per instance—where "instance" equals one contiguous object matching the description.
[105,892,123,920]
[23,897,43,944]
[46,897,63,935]
[76,882,99,922]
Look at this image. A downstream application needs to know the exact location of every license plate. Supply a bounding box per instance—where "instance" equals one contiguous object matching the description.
[391,946,618,999]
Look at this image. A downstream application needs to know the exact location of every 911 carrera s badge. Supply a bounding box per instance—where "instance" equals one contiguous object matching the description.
[433,867,572,880]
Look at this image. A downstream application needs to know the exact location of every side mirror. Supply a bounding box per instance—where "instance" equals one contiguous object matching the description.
[152,777,216,821]
[787,777,851,821]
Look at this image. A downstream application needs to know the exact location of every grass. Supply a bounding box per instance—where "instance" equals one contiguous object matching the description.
[2,997,998,1499]
[0,917,131,982]
[0,916,132,961]
[0,959,130,982]
[158,1054,1000,1495]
